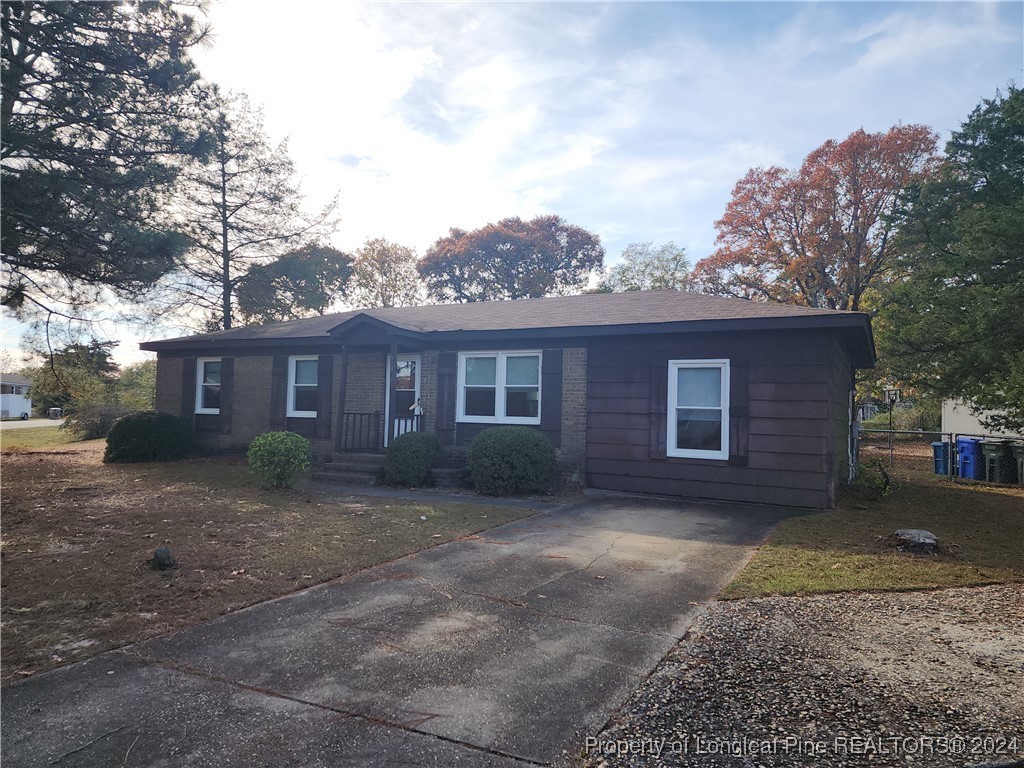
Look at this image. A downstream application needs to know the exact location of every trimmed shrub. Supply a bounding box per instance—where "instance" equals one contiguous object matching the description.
[104,411,195,463]
[469,427,556,496]
[247,431,311,489]
[63,405,136,441]
[381,431,440,487]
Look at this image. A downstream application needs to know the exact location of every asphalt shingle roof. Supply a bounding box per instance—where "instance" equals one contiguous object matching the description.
[145,290,868,345]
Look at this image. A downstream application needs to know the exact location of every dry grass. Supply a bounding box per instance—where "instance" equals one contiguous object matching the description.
[0,441,539,683]
[724,440,1024,598]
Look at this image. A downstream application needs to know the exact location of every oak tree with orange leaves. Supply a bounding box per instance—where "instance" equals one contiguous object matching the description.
[418,215,604,303]
[692,125,940,311]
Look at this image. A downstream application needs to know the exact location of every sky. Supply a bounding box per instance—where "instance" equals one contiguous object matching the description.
[2,0,1022,366]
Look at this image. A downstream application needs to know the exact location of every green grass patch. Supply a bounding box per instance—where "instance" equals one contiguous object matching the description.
[0,426,76,451]
[724,457,1024,599]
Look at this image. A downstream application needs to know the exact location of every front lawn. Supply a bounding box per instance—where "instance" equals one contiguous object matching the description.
[0,441,540,682]
[0,425,75,451]
[724,441,1024,598]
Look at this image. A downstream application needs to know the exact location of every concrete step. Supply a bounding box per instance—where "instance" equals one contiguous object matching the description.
[331,452,386,467]
[319,463,379,476]
[433,467,468,488]
[312,470,378,485]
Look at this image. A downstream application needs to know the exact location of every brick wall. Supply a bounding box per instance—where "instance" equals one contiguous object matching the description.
[224,355,273,446]
[155,356,184,416]
[559,347,587,478]
[420,351,438,435]
[344,352,386,414]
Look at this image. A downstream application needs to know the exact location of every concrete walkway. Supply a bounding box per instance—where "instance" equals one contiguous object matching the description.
[2,497,789,767]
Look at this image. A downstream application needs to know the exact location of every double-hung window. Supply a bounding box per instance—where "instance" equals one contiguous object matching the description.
[288,356,319,418]
[667,359,729,460]
[458,351,541,424]
[195,358,222,414]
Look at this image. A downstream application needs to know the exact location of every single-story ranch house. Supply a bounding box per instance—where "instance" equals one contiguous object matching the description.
[142,290,875,509]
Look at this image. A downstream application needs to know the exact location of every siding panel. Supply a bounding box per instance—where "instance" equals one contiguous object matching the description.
[585,332,850,509]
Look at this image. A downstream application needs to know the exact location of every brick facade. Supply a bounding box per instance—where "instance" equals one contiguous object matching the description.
[154,356,184,416]
[558,347,587,479]
[154,343,588,475]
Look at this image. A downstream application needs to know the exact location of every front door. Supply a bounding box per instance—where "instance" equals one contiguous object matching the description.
[385,355,421,446]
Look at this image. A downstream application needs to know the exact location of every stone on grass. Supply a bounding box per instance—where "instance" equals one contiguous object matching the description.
[892,528,940,555]
[149,546,177,570]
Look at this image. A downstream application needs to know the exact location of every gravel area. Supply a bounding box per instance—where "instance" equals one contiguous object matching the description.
[580,585,1024,768]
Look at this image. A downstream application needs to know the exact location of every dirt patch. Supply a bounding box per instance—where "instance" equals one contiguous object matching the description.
[0,444,540,683]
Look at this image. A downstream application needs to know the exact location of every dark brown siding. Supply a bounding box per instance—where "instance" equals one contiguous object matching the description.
[826,337,855,506]
[585,329,847,509]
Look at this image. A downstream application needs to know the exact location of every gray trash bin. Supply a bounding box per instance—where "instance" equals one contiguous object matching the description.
[979,439,1014,484]
[1011,442,1024,486]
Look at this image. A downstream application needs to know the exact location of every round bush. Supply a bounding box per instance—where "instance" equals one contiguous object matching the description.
[104,411,195,463]
[247,431,311,488]
[469,427,556,496]
[381,432,440,487]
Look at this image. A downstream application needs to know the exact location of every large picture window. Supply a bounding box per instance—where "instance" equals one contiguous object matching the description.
[195,358,222,414]
[667,359,729,460]
[457,351,541,424]
[288,356,319,418]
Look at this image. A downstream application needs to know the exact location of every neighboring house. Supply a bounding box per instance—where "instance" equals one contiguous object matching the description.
[0,373,32,419]
[941,399,1022,438]
[142,290,875,509]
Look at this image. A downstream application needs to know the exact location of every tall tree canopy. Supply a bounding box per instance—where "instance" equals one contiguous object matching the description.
[598,241,691,292]
[28,338,119,411]
[1,1,210,316]
[235,243,352,325]
[163,91,338,330]
[882,86,1024,431]
[419,215,605,303]
[692,125,939,311]
[348,238,422,309]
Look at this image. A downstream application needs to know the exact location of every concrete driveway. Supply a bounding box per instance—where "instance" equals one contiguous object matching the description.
[2,497,788,767]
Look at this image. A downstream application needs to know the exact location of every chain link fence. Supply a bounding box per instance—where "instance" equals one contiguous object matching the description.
[857,428,1024,485]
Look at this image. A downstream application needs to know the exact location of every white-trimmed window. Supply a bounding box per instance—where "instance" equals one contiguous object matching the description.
[195,358,222,414]
[457,351,542,424]
[667,359,729,460]
[288,356,319,418]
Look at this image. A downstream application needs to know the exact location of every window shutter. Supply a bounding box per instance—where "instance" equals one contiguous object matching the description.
[728,360,749,466]
[181,358,196,420]
[540,348,562,447]
[314,354,334,438]
[435,351,457,446]
[650,363,667,459]
[218,358,234,435]
[270,355,287,429]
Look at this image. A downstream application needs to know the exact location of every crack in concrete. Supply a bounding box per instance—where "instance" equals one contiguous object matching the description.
[47,726,126,765]
[125,651,546,766]
[516,532,629,599]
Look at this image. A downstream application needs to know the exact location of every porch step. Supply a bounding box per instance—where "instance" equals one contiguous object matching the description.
[312,471,378,485]
[331,452,386,468]
[315,453,384,486]
[433,467,468,488]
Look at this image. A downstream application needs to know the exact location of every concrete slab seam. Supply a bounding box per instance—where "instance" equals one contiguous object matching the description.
[127,651,549,767]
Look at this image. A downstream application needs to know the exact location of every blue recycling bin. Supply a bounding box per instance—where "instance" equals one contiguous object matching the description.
[956,437,984,480]
[931,441,951,475]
